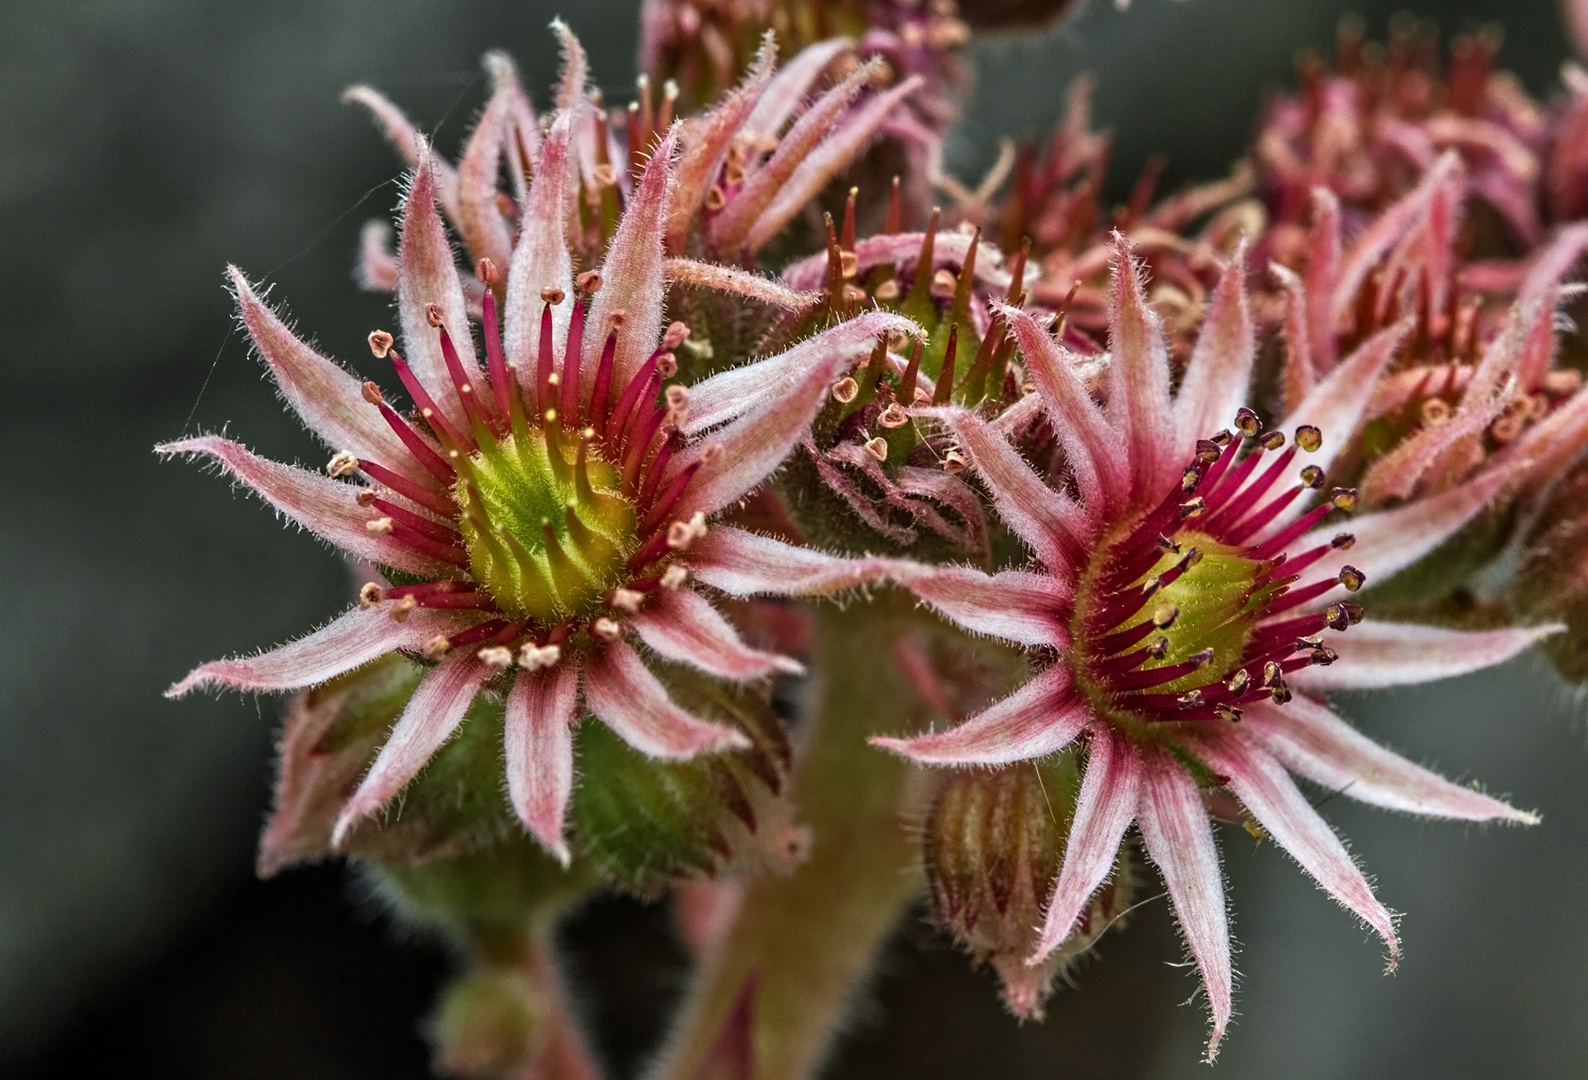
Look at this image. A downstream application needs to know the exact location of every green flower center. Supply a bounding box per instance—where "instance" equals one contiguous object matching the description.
[456,429,637,623]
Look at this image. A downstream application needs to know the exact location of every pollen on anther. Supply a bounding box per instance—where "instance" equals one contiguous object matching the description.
[1234,408,1261,437]
[1259,430,1286,451]
[366,517,395,536]
[1295,425,1323,452]
[1178,497,1207,518]
[477,645,514,669]
[359,582,384,608]
[326,451,360,478]
[1300,464,1325,489]
[832,377,860,403]
[864,437,889,462]
[1226,669,1251,694]
[519,642,562,670]
[1331,487,1359,512]
[592,617,622,641]
[878,403,909,429]
[368,331,394,358]
[1331,532,1356,549]
[1338,565,1366,591]
[660,565,688,589]
[422,635,452,660]
[610,587,645,613]
[1216,704,1243,722]
[667,511,708,551]
[1152,603,1179,628]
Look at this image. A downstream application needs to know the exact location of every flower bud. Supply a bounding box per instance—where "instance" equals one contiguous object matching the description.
[428,969,545,1080]
[922,754,1130,1019]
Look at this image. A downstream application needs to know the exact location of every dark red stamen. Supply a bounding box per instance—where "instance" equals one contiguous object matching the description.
[390,349,471,451]
[370,497,463,545]
[359,460,456,517]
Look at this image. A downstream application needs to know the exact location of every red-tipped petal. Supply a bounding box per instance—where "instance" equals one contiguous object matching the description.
[167,604,470,697]
[1242,697,1537,823]
[1291,620,1560,692]
[1195,730,1400,969]
[585,640,751,759]
[505,661,581,865]
[398,157,480,431]
[871,666,1087,766]
[630,587,804,680]
[333,652,492,845]
[1135,741,1232,1061]
[157,436,455,577]
[1032,726,1140,961]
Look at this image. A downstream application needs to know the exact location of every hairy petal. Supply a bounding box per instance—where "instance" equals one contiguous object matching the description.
[1332,154,1459,323]
[1242,697,1536,823]
[1176,241,1254,454]
[1195,730,1399,967]
[343,86,461,223]
[1032,726,1140,960]
[888,563,1070,648]
[167,604,469,697]
[630,587,804,679]
[398,158,480,432]
[157,436,453,577]
[505,662,581,865]
[584,640,751,758]
[689,526,896,597]
[665,258,819,311]
[1108,233,1177,500]
[1520,222,1588,307]
[870,667,1087,766]
[1271,263,1316,412]
[504,112,574,386]
[1305,188,1342,373]
[743,37,854,141]
[1135,741,1232,1061]
[1292,620,1559,691]
[333,652,492,844]
[457,78,516,276]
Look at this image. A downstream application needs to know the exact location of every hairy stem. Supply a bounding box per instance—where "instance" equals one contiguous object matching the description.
[649,594,929,1080]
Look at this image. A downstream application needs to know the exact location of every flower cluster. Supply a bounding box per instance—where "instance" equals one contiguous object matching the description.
[163,6,1588,1076]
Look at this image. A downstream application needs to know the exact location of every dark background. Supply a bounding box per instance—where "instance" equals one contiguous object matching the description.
[3,1,1585,1077]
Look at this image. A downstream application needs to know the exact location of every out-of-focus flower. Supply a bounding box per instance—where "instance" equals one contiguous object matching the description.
[164,115,912,865]
[873,235,1546,1056]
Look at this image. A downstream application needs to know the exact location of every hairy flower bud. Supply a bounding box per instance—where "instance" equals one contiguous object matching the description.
[923,754,1129,1020]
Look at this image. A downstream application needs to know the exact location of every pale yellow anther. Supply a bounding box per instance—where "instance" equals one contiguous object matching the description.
[359,582,384,608]
[874,279,900,301]
[422,634,452,660]
[476,645,514,669]
[660,564,688,589]
[610,587,645,613]
[832,377,860,403]
[327,451,360,478]
[667,511,709,551]
[518,642,562,670]
[864,437,889,462]
[592,617,623,641]
[878,403,909,429]
[366,517,395,536]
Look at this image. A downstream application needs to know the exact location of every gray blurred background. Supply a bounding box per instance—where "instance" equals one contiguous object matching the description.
[1,1,1583,1076]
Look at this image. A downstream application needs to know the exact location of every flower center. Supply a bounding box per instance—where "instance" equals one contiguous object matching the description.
[456,428,637,623]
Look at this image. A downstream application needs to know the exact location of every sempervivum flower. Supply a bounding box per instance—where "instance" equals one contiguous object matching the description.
[873,234,1548,1056]
[1256,14,1546,247]
[163,116,913,864]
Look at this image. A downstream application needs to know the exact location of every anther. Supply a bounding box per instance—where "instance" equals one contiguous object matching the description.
[1325,604,1351,631]
[422,634,452,660]
[841,284,867,305]
[1182,465,1202,492]
[425,303,445,328]
[667,511,708,551]
[1177,690,1205,709]
[1226,669,1251,695]
[1260,430,1286,451]
[1155,534,1181,553]
[1339,600,1365,623]
[359,582,384,608]
[704,184,728,211]
[1146,637,1170,660]
[541,286,565,305]
[389,596,418,622]
[1195,438,1223,463]
[1216,704,1243,722]
[361,380,385,405]
[475,258,498,287]
[660,564,688,589]
[477,645,514,669]
[832,376,859,403]
[1338,565,1366,591]
[576,270,603,294]
[864,437,889,462]
[930,268,957,298]
[1294,425,1323,452]
[609,588,645,613]
[368,331,394,358]
[1309,645,1339,666]
[1234,408,1261,437]
[1331,532,1355,549]
[1178,497,1207,518]
[1421,398,1451,425]
[1330,487,1359,512]
[366,517,395,535]
[1179,547,1204,571]
[1262,661,1283,688]
[943,449,968,473]
[1269,682,1293,705]
[592,617,622,641]
[1189,649,1216,670]
[326,451,360,478]
[878,403,909,429]
[665,384,690,411]
[874,279,900,301]
[662,321,691,349]
[656,353,679,378]
[1300,464,1325,488]
[518,642,562,670]
[1152,603,1179,628]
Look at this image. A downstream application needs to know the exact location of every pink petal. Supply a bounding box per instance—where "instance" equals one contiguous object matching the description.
[584,640,751,759]
[343,86,461,223]
[708,60,872,257]
[688,526,897,597]
[1357,391,1506,505]
[1519,222,1588,307]
[551,18,589,110]
[1194,730,1399,968]
[333,652,492,845]
[1032,726,1140,960]
[683,311,915,434]
[504,112,574,386]
[1567,0,1588,60]
[357,220,399,292]
[1175,241,1254,455]
[672,319,911,519]
[1000,304,1127,514]
[870,666,1088,766]
[1270,263,1316,412]
[630,587,804,680]
[1283,466,1510,593]
[1107,233,1177,502]
[167,603,468,697]
[745,75,923,255]
[456,76,515,276]
[1332,153,1459,325]
[228,267,423,486]
[1242,697,1537,823]
[743,37,854,141]
[398,157,480,432]
[926,407,1088,574]
[157,436,454,577]
[664,259,819,311]
[786,230,1019,295]
[889,563,1070,648]
[1135,741,1232,1061]
[1305,188,1342,374]
[1291,619,1560,692]
[666,37,777,252]
[1496,383,1588,497]
[483,51,539,197]
[587,125,679,395]
[505,662,581,865]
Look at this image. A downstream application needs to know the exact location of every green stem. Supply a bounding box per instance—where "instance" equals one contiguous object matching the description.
[648,594,929,1080]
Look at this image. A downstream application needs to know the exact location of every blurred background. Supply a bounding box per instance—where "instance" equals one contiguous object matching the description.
[2,0,1585,1076]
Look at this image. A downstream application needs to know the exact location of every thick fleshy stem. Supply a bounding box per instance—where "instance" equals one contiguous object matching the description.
[649,594,937,1080]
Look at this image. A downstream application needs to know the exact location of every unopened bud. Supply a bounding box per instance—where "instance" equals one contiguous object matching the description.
[429,969,545,1080]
